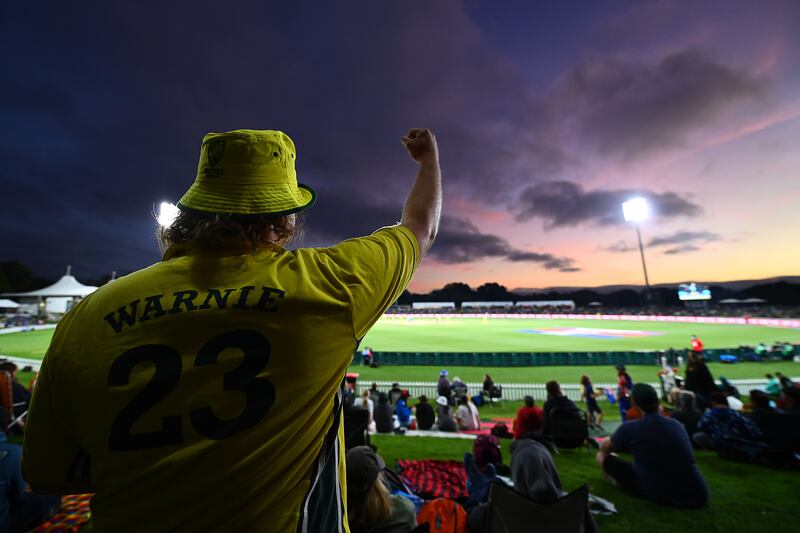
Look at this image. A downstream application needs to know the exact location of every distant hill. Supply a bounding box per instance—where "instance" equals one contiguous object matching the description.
[512,276,800,295]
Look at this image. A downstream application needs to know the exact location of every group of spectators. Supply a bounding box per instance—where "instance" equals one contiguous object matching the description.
[348,370,487,434]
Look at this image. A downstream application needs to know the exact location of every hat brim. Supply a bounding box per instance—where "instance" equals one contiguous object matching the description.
[178,182,316,217]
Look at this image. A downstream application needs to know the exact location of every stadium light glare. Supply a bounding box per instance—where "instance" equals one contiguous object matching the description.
[157,201,180,228]
[622,197,650,223]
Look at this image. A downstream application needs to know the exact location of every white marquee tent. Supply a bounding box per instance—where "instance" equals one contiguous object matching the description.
[2,266,98,314]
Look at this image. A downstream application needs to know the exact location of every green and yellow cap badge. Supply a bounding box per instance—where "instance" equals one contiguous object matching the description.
[177,129,316,216]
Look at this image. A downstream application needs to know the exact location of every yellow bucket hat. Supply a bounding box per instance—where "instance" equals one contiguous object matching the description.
[177,129,316,216]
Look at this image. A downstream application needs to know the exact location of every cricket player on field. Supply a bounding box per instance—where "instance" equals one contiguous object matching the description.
[23,128,442,532]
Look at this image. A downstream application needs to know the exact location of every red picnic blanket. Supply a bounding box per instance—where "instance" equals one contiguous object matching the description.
[396,459,468,500]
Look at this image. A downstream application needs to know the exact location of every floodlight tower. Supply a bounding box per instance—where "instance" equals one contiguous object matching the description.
[622,198,652,304]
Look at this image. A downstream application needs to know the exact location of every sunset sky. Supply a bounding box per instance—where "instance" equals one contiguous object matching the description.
[2,1,799,292]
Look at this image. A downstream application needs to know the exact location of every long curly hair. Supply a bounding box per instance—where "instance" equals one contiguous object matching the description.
[157,210,303,254]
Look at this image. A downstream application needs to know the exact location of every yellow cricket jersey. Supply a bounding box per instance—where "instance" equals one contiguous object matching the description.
[23,224,419,532]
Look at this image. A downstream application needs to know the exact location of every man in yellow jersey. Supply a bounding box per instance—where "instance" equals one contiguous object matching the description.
[23,128,441,532]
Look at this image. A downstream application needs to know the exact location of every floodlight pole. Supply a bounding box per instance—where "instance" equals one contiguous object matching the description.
[634,224,652,303]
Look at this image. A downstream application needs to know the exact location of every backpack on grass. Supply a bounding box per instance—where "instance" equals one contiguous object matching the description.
[416,498,466,533]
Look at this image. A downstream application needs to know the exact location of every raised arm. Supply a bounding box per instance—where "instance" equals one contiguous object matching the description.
[400,128,442,256]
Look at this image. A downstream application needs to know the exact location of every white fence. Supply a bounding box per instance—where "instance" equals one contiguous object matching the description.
[355,378,798,402]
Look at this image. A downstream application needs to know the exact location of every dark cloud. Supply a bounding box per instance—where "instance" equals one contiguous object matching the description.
[514,181,701,228]
[662,244,701,255]
[430,216,579,272]
[603,240,637,253]
[553,48,765,158]
[604,230,721,255]
[648,230,721,247]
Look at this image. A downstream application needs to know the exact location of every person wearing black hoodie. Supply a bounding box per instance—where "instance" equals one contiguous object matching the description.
[542,380,581,439]
[465,436,597,532]
[415,395,435,430]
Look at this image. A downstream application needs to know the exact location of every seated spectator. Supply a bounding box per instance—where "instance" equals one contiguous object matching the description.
[368,382,380,405]
[776,372,794,391]
[389,382,403,405]
[468,395,481,431]
[456,395,479,431]
[671,391,703,439]
[597,384,709,509]
[436,396,457,432]
[748,389,800,458]
[781,387,800,413]
[482,374,494,397]
[414,395,435,430]
[354,390,374,427]
[542,381,580,440]
[466,436,597,532]
[695,392,766,460]
[452,376,468,400]
[472,434,508,476]
[0,427,61,533]
[374,393,394,434]
[765,374,781,396]
[395,393,412,428]
[346,446,416,533]
[513,396,543,439]
[0,363,31,417]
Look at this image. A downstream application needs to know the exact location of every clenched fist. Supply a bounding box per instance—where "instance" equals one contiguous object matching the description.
[402,128,439,165]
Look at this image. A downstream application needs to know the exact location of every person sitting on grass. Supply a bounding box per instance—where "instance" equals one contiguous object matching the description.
[465,435,598,532]
[775,372,794,391]
[694,392,766,461]
[581,374,604,429]
[456,395,479,431]
[414,395,435,430]
[671,391,703,440]
[542,381,580,440]
[684,352,716,410]
[436,396,457,432]
[748,389,800,463]
[0,363,31,418]
[0,418,61,533]
[395,391,412,429]
[780,387,800,413]
[346,446,416,533]
[765,374,782,396]
[512,395,543,439]
[374,392,395,434]
[597,383,709,509]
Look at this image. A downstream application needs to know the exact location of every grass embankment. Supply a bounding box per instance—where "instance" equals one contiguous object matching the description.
[372,434,800,532]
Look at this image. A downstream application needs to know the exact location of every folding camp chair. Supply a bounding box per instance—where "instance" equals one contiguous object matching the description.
[0,371,27,432]
[485,482,590,533]
[549,408,590,453]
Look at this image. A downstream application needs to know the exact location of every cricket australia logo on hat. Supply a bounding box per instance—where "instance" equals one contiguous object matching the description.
[207,140,226,167]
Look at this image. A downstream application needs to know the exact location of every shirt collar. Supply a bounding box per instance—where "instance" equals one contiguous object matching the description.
[162,241,288,262]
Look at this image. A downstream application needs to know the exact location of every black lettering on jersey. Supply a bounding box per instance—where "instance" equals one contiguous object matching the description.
[198,288,237,310]
[139,294,167,322]
[253,286,285,312]
[232,286,255,310]
[169,290,199,314]
[104,299,141,333]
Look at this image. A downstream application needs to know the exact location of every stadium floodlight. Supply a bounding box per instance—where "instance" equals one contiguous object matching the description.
[157,201,180,228]
[622,197,650,223]
[621,198,652,304]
